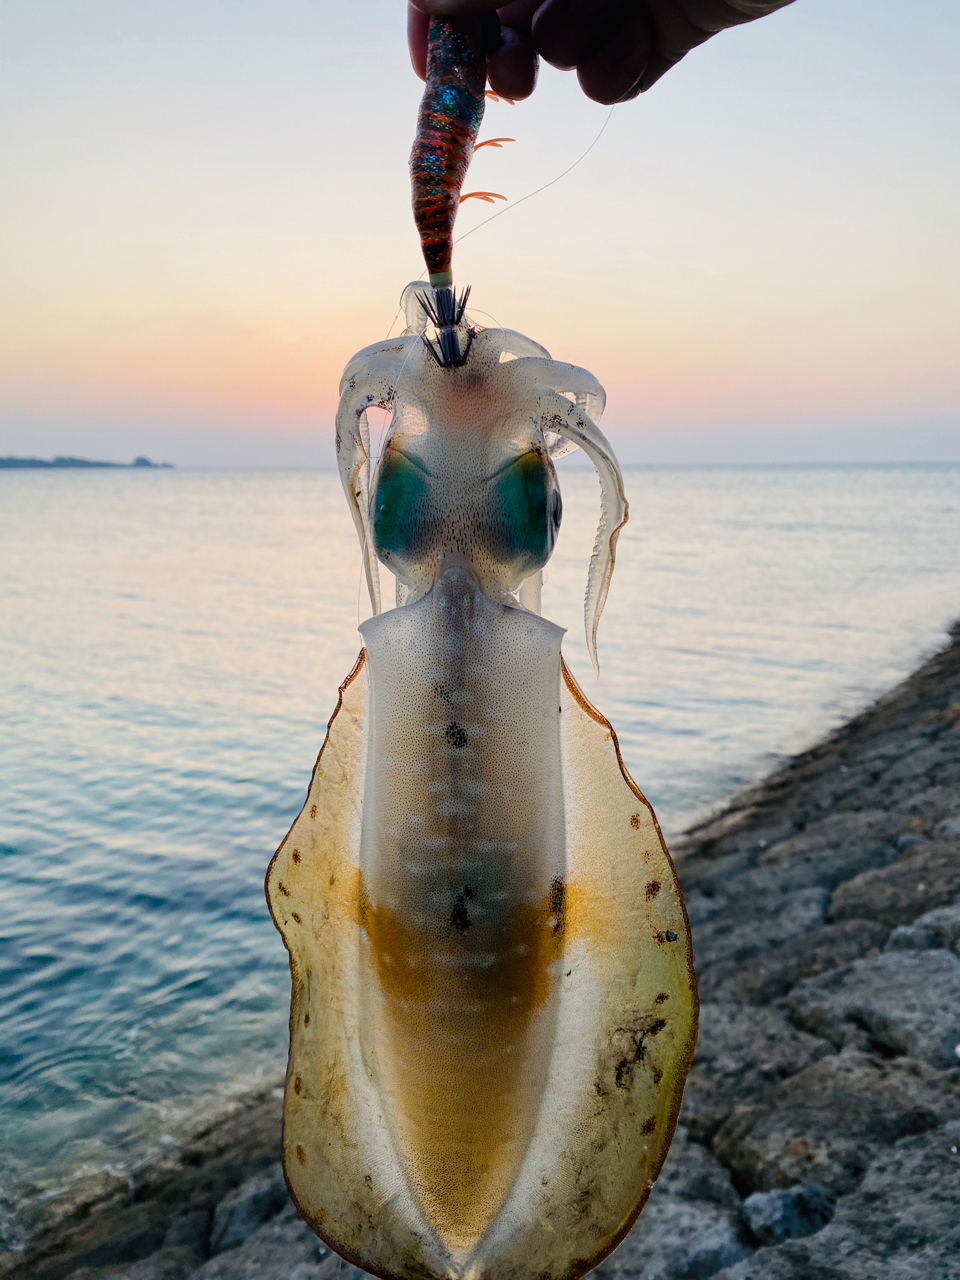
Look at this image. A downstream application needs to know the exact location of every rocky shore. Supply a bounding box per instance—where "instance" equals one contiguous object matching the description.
[6,624,960,1280]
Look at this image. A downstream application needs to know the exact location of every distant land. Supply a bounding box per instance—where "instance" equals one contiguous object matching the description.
[0,455,173,470]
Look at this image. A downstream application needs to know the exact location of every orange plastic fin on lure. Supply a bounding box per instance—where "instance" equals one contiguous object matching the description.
[484,90,516,103]
[459,191,507,205]
[474,137,515,150]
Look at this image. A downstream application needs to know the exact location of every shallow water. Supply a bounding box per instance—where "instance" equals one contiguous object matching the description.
[2,464,959,1236]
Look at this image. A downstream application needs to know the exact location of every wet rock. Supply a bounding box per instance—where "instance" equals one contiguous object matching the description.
[696,920,888,1005]
[188,1206,339,1280]
[788,950,960,1068]
[741,1183,836,1246]
[680,1005,831,1141]
[209,1167,287,1255]
[828,841,960,927]
[691,889,828,969]
[711,1051,957,1195]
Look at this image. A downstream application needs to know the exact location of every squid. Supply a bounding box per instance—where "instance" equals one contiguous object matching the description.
[265,15,697,1280]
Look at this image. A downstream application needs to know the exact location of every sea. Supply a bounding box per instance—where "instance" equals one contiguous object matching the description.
[2,463,959,1244]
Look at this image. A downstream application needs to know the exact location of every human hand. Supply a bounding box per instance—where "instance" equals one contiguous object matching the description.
[408,0,794,104]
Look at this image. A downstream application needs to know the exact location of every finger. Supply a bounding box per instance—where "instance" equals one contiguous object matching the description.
[576,7,655,104]
[636,48,683,92]
[531,0,625,71]
[633,0,795,92]
[495,0,540,38]
[408,3,429,80]
[487,24,540,98]
[410,0,502,13]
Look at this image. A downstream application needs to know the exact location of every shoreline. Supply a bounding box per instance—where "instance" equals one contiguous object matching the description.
[4,622,959,1280]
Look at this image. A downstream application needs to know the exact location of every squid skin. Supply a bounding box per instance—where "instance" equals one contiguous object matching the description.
[266,286,698,1280]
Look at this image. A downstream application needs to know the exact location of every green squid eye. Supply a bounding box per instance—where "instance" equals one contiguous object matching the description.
[373,448,431,559]
[492,449,558,563]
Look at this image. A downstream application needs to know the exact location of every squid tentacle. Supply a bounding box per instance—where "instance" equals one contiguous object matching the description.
[536,387,629,676]
[336,362,403,617]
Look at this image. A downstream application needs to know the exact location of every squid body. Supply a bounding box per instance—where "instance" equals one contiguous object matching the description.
[266,287,697,1280]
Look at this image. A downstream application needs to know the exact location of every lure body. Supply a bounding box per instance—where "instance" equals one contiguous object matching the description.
[410,17,486,289]
[266,289,698,1280]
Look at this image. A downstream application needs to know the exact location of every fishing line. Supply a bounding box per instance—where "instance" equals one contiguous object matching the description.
[453,104,616,249]
[385,104,616,339]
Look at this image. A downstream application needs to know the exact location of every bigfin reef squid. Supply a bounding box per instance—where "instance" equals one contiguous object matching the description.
[266,16,697,1280]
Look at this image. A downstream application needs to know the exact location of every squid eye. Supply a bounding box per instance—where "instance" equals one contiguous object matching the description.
[551,488,562,533]
[373,448,431,560]
[491,450,555,566]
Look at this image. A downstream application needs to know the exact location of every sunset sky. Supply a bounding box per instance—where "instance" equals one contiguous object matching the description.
[1,0,957,465]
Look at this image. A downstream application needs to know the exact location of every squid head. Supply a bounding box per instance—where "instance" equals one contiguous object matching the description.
[266,285,697,1280]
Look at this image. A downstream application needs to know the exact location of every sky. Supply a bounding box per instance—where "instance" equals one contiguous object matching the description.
[1,0,958,466]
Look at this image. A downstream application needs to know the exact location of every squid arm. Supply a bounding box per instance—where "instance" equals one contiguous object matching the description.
[537,386,628,677]
[335,353,409,618]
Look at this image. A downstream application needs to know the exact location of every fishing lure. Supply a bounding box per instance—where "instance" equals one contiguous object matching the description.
[266,17,696,1280]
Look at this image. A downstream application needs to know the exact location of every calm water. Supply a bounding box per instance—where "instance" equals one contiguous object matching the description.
[2,465,959,1240]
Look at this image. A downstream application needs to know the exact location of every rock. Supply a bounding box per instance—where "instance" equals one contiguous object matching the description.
[679,1005,831,1141]
[676,851,760,900]
[752,817,903,891]
[65,1249,199,1280]
[934,813,960,840]
[711,1051,957,1195]
[594,1199,750,1280]
[716,1123,960,1279]
[741,1183,836,1246]
[878,741,951,784]
[696,920,888,1005]
[187,1206,340,1280]
[788,950,960,1068]
[828,841,960,927]
[758,812,905,862]
[884,924,935,951]
[652,1130,742,1212]
[912,899,960,953]
[711,1233,957,1279]
[209,1167,288,1255]
[162,1213,209,1253]
[828,1121,960,1253]
[691,889,828,969]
